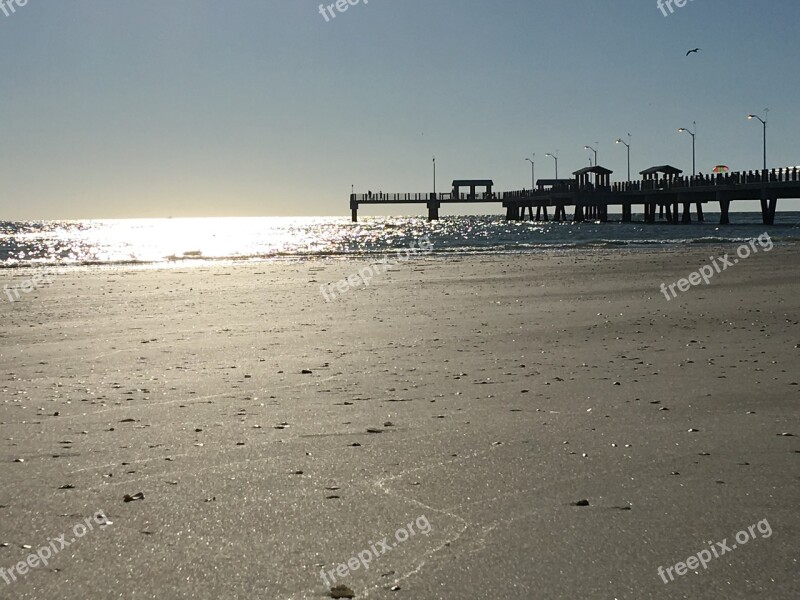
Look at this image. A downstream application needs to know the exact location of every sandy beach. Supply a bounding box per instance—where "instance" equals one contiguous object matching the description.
[1,245,798,599]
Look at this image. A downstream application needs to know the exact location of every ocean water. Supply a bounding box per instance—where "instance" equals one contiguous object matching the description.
[0,213,799,269]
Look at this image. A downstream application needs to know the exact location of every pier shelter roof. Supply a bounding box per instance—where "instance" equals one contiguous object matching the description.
[640,165,683,176]
[451,180,494,187]
[573,165,613,188]
[572,166,613,176]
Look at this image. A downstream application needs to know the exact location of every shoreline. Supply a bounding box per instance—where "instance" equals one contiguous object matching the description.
[1,238,799,274]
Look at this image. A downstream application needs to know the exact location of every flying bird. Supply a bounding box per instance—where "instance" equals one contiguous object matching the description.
[686,48,701,56]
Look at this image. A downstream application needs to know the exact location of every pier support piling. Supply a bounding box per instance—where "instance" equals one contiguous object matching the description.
[718,192,731,225]
[760,196,777,225]
[648,202,657,223]
[427,194,440,221]
[350,195,359,223]
[682,202,691,224]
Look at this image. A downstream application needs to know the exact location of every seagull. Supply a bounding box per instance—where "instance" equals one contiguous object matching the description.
[686,48,701,56]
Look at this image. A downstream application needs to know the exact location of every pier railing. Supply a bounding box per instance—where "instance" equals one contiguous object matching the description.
[611,167,800,193]
[354,192,431,202]
[504,168,800,197]
[353,192,504,202]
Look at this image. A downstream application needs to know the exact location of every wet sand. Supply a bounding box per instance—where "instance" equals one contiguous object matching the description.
[1,245,798,599]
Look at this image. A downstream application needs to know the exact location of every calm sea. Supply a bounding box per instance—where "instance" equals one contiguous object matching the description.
[1,214,799,269]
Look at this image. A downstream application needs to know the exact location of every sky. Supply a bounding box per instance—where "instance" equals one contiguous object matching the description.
[1,0,799,220]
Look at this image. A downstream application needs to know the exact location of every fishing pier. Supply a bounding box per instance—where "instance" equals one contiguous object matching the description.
[349,167,800,225]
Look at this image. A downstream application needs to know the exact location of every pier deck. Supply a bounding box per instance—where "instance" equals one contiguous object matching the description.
[350,168,800,225]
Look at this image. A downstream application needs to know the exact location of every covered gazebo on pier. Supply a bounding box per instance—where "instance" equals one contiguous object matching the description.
[452,179,494,200]
[640,165,683,183]
[573,166,613,190]
[638,165,703,223]
[572,166,613,221]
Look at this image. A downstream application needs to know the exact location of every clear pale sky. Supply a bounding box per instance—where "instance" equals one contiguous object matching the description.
[1,0,798,219]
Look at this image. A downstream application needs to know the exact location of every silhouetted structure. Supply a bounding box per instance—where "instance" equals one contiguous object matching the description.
[638,165,687,222]
[573,166,614,220]
[349,167,800,225]
[451,180,494,200]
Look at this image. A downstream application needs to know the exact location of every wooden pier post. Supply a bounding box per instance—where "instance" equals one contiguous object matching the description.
[760,196,778,225]
[350,195,358,223]
[427,193,440,222]
[718,192,731,225]
[681,202,692,224]
[696,203,704,222]
[647,200,657,223]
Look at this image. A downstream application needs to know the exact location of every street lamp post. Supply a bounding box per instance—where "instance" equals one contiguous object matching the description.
[747,110,768,171]
[432,156,436,195]
[583,144,598,167]
[615,135,631,181]
[677,122,697,177]
[525,155,535,191]
[545,153,558,180]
